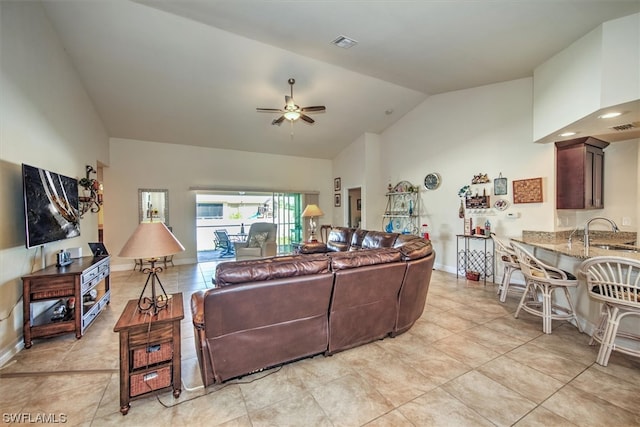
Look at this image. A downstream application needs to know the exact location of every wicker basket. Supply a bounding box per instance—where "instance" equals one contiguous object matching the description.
[466,271,480,281]
[130,366,171,397]
[132,342,173,369]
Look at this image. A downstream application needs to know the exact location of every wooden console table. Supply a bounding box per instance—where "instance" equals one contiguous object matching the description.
[114,293,184,415]
[22,256,111,348]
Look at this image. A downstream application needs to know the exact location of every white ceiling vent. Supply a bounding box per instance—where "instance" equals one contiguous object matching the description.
[331,35,358,49]
[610,122,639,131]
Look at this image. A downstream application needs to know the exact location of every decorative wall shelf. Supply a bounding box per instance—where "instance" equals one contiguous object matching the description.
[383,181,420,235]
[78,165,102,218]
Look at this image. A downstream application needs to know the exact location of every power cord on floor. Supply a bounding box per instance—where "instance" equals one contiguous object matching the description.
[155,365,283,409]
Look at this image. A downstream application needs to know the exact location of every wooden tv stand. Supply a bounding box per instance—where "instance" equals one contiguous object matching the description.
[22,256,111,348]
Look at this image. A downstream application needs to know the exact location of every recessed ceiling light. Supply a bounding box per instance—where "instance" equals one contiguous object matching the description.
[559,132,576,137]
[598,112,622,119]
[331,35,358,49]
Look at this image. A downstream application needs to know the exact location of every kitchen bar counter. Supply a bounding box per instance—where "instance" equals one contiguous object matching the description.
[513,230,639,261]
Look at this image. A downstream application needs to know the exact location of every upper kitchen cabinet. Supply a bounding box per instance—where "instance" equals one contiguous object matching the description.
[556,137,609,210]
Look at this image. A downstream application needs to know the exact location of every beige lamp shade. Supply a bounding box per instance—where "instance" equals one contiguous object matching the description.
[302,204,324,218]
[119,222,185,259]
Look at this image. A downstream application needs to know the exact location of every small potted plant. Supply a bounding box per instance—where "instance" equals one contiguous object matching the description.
[78,177,94,189]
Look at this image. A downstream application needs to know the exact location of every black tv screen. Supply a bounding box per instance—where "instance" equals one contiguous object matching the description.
[22,163,81,249]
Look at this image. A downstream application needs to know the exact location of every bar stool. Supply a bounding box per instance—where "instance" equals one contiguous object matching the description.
[492,235,523,302]
[511,243,583,334]
[579,256,640,366]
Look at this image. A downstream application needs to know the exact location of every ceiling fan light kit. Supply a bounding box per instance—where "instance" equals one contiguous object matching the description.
[257,78,326,126]
[284,111,301,121]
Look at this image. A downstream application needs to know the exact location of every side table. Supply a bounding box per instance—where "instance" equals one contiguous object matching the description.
[113,293,184,415]
[456,234,495,284]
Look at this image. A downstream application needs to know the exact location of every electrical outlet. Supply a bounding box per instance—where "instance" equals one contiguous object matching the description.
[622,217,631,226]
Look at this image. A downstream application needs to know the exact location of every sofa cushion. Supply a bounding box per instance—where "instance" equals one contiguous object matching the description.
[326,227,355,252]
[348,229,368,250]
[361,231,398,249]
[393,234,434,260]
[216,254,330,286]
[299,241,328,254]
[329,247,402,271]
[248,231,269,248]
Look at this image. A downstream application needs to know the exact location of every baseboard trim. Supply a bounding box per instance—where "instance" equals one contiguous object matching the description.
[0,338,24,368]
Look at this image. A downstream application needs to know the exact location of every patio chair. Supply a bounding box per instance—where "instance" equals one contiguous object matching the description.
[214,229,234,257]
[579,256,640,366]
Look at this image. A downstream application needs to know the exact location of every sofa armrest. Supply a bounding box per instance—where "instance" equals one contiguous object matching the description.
[233,240,248,251]
[299,242,328,254]
[191,291,206,329]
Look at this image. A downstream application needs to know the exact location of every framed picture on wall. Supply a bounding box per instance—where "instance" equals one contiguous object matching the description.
[494,174,508,196]
[513,177,543,204]
[334,177,341,192]
[334,193,341,207]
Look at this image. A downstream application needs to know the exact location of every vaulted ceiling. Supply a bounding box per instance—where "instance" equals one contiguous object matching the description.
[41,1,639,159]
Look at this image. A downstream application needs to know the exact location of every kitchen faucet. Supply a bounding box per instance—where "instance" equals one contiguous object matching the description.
[584,217,620,247]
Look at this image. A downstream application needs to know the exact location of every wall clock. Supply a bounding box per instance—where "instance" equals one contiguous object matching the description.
[424,173,441,190]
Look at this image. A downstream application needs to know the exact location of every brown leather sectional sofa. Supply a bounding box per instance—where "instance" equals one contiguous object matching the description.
[190,227,435,387]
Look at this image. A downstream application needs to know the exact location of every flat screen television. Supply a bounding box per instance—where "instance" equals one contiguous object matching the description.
[22,163,81,249]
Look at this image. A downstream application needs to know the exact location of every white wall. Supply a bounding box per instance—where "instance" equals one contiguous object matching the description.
[333,80,638,277]
[0,2,109,361]
[331,134,365,228]
[378,78,556,273]
[601,13,640,107]
[533,27,603,141]
[533,13,640,141]
[105,138,332,268]
[331,133,385,231]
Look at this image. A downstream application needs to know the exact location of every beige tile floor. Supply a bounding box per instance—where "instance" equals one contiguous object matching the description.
[1,263,639,426]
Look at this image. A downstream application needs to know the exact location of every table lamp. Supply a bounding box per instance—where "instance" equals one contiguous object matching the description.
[302,204,324,242]
[119,221,185,315]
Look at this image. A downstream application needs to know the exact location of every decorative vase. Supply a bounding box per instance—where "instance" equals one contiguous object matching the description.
[458,199,465,219]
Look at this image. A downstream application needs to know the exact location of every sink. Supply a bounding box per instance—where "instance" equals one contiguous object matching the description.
[591,244,640,253]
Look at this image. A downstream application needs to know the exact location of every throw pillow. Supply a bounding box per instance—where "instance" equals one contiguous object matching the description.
[248,232,269,248]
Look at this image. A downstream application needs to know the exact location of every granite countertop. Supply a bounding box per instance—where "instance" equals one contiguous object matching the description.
[513,230,640,261]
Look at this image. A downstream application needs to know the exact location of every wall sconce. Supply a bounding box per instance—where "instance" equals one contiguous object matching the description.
[78,165,102,218]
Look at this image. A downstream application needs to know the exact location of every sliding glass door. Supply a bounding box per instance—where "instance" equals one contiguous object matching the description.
[195,191,303,260]
[273,192,302,253]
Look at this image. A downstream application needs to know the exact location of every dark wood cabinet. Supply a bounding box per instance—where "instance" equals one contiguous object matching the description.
[22,256,111,348]
[556,137,609,210]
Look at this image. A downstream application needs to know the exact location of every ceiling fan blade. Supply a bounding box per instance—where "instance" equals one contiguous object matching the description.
[300,114,315,124]
[272,116,285,126]
[300,106,326,113]
[257,108,283,113]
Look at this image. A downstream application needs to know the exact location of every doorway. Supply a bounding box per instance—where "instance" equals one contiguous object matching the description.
[347,187,362,229]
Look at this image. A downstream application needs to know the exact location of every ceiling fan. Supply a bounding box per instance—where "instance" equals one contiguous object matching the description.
[257,78,326,126]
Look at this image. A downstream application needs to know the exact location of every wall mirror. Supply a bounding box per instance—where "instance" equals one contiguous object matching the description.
[139,189,169,225]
